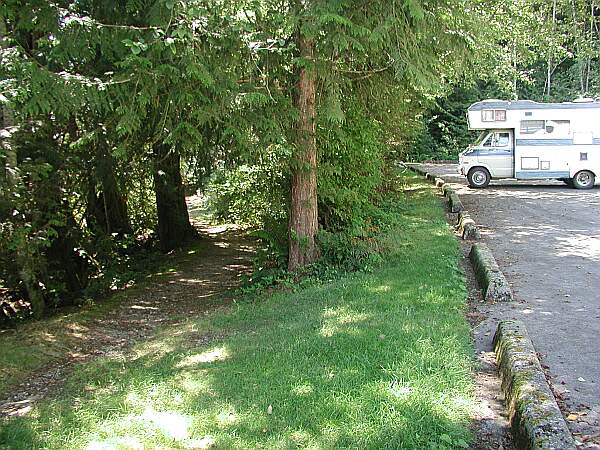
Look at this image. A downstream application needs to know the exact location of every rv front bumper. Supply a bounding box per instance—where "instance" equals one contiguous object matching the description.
[458,157,466,175]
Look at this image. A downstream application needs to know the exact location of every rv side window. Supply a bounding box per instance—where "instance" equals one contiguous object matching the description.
[482,110,495,122]
[545,120,570,134]
[520,120,545,134]
[481,109,506,122]
[496,132,510,146]
[482,134,494,146]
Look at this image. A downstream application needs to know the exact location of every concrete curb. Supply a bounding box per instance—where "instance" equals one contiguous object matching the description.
[447,190,464,213]
[440,184,464,213]
[469,243,513,302]
[403,163,428,177]
[457,211,480,240]
[494,321,576,450]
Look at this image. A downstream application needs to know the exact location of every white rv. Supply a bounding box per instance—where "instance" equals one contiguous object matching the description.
[458,99,600,189]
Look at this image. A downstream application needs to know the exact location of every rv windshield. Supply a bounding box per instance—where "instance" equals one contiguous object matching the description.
[474,131,488,146]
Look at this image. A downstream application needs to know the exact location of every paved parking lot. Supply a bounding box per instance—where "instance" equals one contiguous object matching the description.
[419,163,600,447]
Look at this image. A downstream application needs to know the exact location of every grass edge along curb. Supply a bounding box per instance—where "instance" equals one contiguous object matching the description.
[494,320,576,450]
[468,243,513,302]
[403,162,478,236]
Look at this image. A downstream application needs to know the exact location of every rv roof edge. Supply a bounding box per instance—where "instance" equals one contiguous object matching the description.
[469,99,600,111]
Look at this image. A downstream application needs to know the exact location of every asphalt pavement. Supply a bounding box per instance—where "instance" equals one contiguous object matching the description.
[418,163,600,448]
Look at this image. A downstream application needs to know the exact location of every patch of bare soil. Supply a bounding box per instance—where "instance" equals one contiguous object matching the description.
[0,216,255,418]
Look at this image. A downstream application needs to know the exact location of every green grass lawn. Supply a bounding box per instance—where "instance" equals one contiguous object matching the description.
[0,174,476,449]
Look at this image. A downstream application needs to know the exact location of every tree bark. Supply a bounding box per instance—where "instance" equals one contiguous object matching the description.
[546,0,557,98]
[16,250,45,319]
[288,32,319,271]
[87,138,132,235]
[153,143,196,252]
[0,18,17,183]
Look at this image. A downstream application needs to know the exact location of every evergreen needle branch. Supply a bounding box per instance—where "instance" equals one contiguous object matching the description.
[12,42,132,87]
[335,64,394,76]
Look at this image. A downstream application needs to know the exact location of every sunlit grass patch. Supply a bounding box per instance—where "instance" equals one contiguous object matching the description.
[0,173,475,449]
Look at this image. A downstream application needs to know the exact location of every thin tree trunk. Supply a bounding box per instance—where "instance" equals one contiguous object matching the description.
[512,42,518,98]
[1,19,46,316]
[0,18,16,183]
[546,0,557,97]
[288,32,319,271]
[585,0,594,93]
[153,143,196,252]
[16,251,45,319]
[570,0,586,94]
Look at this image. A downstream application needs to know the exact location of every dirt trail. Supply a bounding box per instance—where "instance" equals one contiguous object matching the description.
[0,210,255,418]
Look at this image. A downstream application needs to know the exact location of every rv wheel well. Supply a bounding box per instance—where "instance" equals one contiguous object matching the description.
[467,166,491,176]
[574,169,596,177]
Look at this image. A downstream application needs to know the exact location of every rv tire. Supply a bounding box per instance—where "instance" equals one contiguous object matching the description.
[573,170,595,190]
[467,167,491,188]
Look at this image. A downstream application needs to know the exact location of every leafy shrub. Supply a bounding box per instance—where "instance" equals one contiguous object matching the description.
[317,229,383,272]
[205,144,290,230]
[0,137,90,318]
[317,106,384,232]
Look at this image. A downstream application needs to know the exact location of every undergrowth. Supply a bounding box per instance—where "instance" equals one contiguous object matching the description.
[234,167,415,297]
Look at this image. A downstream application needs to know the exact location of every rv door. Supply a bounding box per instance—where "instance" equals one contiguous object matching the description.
[478,130,514,178]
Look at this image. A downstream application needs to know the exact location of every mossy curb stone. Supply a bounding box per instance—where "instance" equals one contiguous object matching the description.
[457,211,480,240]
[448,191,464,213]
[469,243,513,302]
[494,321,576,450]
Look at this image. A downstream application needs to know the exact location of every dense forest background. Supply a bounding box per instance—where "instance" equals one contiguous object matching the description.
[1,0,599,320]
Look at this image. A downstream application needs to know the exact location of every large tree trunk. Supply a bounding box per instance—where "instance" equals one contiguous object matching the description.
[288,33,319,271]
[87,138,131,235]
[153,143,196,252]
[46,209,90,301]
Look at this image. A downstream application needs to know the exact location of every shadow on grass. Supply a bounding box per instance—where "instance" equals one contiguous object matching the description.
[1,270,473,448]
[0,180,475,449]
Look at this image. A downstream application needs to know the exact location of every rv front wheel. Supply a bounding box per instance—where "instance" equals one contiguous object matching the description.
[467,167,491,188]
[573,170,595,190]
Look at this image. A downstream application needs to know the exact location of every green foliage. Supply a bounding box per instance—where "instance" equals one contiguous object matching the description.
[206,146,290,229]
[410,83,501,161]
[0,125,88,317]
[317,105,384,232]
[3,0,599,316]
